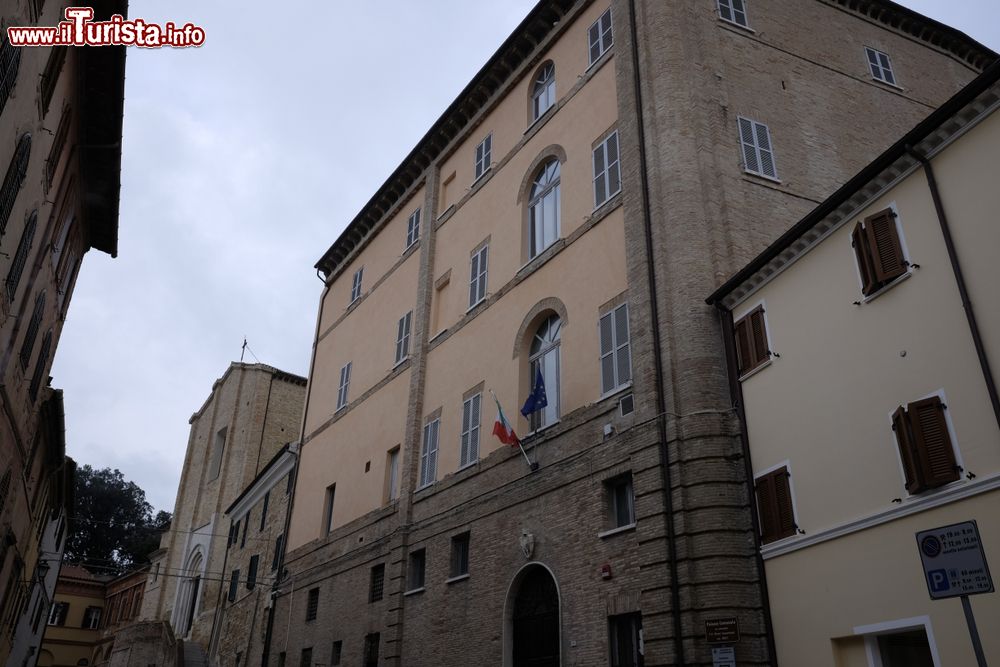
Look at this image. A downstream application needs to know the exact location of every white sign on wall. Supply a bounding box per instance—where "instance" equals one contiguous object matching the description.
[915,520,994,600]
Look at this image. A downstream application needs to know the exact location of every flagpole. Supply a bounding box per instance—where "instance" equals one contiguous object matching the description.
[490,388,536,471]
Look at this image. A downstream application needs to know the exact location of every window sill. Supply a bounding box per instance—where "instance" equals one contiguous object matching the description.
[525,419,561,440]
[457,459,479,472]
[598,523,636,539]
[860,270,912,304]
[738,358,772,382]
[871,76,904,91]
[525,105,555,135]
[428,329,448,344]
[585,46,614,74]
[471,167,493,189]
[593,188,623,215]
[743,170,781,184]
[404,240,419,253]
[392,356,410,371]
[437,204,456,223]
[403,587,425,597]
[598,382,633,403]
[416,481,436,493]
[718,17,754,33]
[445,574,470,585]
[466,297,487,315]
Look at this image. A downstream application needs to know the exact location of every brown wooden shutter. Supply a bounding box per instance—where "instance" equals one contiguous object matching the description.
[734,306,769,377]
[756,467,795,544]
[892,406,923,493]
[772,469,797,540]
[864,208,907,284]
[851,221,878,296]
[734,317,753,376]
[755,473,778,544]
[908,397,959,489]
[749,307,769,364]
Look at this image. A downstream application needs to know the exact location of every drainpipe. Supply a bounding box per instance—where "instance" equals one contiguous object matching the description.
[260,275,330,666]
[626,0,685,662]
[906,146,1000,433]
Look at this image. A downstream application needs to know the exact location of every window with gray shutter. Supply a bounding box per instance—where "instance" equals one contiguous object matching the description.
[406,209,420,249]
[0,34,21,117]
[336,362,351,410]
[469,245,488,308]
[737,117,777,179]
[350,267,363,303]
[419,419,439,487]
[19,291,45,371]
[6,210,37,302]
[474,134,492,180]
[460,394,481,467]
[0,133,31,237]
[395,311,412,364]
[593,131,621,208]
[599,304,631,395]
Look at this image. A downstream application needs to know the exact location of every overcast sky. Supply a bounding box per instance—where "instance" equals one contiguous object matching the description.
[51,1,1000,514]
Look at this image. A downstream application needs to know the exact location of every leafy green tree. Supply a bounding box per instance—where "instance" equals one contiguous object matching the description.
[64,465,171,575]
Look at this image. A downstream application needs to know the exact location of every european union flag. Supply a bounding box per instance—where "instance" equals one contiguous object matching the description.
[521,367,548,417]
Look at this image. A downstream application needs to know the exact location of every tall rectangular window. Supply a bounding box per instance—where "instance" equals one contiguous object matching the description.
[39,46,67,117]
[299,647,312,667]
[737,117,777,180]
[336,362,351,410]
[609,613,644,667]
[28,330,52,403]
[852,208,908,297]
[419,419,440,488]
[82,606,102,630]
[866,47,896,85]
[593,130,621,208]
[323,484,336,536]
[606,474,635,529]
[406,208,420,249]
[385,447,400,503]
[228,570,239,603]
[474,134,492,180]
[460,394,481,467]
[363,633,380,667]
[450,532,470,578]
[350,267,363,303]
[892,396,960,495]
[395,311,412,364]
[260,491,269,531]
[733,305,770,377]
[406,549,426,591]
[209,427,227,481]
[18,291,45,371]
[369,564,385,603]
[718,0,749,28]
[271,534,283,571]
[599,303,632,394]
[469,244,488,308]
[331,641,342,665]
[45,107,71,188]
[755,466,797,544]
[246,555,259,590]
[588,8,613,65]
[305,587,319,622]
[5,210,37,302]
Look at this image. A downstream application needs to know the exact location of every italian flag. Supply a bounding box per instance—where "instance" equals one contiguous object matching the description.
[492,393,520,447]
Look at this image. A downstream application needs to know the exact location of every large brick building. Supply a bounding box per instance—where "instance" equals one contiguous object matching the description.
[268,1,995,666]
[0,1,126,664]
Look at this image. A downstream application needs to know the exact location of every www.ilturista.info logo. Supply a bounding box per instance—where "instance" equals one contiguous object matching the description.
[7,7,205,48]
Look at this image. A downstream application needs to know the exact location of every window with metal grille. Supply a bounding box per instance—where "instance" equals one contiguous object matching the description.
[718,0,749,28]
[350,267,363,303]
[469,244,488,308]
[406,549,426,591]
[866,47,897,85]
[369,564,385,603]
[450,532,470,578]
[18,291,44,371]
[305,587,319,621]
[0,133,31,237]
[593,131,621,208]
[737,117,777,179]
[755,466,797,544]
[531,62,556,122]
[892,395,960,495]
[606,474,635,529]
[419,419,439,488]
[29,329,52,402]
[475,134,492,180]
[363,633,380,667]
[246,555,259,590]
[460,394,481,467]
[39,46,66,117]
[0,34,21,117]
[588,8,614,65]
[336,362,351,410]
[395,311,412,365]
[406,208,420,249]
[6,210,37,303]
[599,303,631,395]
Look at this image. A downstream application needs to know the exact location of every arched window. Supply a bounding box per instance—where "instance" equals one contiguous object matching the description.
[0,133,31,237]
[528,160,560,259]
[529,314,561,431]
[531,62,555,121]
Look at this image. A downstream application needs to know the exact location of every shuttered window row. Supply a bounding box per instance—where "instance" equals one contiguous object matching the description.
[5,210,37,302]
[892,396,959,494]
[755,466,796,544]
[734,305,769,377]
[599,304,632,394]
[0,133,31,237]
[29,329,52,402]
[852,207,908,296]
[0,34,21,117]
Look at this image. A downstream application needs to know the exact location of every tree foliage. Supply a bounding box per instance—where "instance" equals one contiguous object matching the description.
[64,465,171,575]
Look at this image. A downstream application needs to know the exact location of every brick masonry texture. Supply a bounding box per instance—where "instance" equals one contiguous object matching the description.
[271,1,988,666]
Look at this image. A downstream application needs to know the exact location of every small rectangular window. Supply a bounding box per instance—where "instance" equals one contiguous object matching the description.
[851,208,908,297]
[386,447,400,503]
[209,427,227,481]
[593,130,621,208]
[599,303,632,394]
[865,47,896,85]
[588,8,614,65]
[305,587,319,622]
[82,606,102,630]
[460,394,481,467]
[323,484,336,536]
[299,647,313,667]
[331,640,342,665]
[733,305,770,378]
[395,311,412,365]
[271,534,283,572]
[474,134,492,181]
[363,633,380,667]
[260,491,269,531]
[892,395,959,494]
[738,117,777,179]
[336,362,351,411]
[350,267,364,303]
[228,570,239,603]
[246,555,259,590]
[469,245,489,308]
[718,0,749,28]
[407,549,426,591]
[419,419,440,488]
[606,474,635,529]
[369,564,385,603]
[406,208,421,249]
[755,466,797,544]
[450,532,470,578]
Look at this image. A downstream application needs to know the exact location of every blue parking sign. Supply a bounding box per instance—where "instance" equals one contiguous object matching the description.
[928,569,950,593]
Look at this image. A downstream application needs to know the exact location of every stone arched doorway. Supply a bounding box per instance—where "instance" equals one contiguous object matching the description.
[505,563,561,667]
[175,549,203,637]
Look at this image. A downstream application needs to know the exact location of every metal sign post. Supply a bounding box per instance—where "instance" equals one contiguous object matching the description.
[916,520,993,667]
